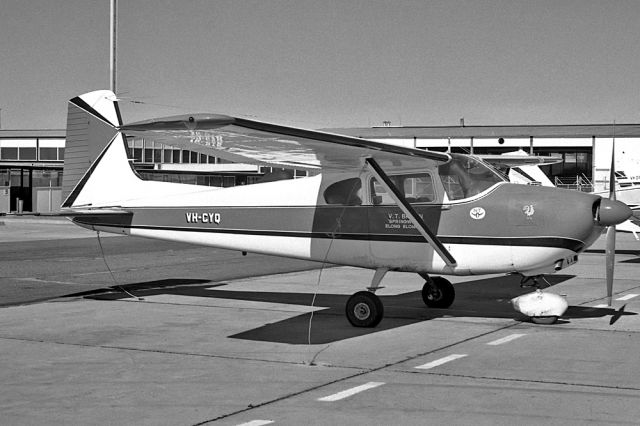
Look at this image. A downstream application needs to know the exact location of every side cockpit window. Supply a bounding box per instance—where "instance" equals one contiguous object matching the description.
[438,154,504,200]
[370,173,435,205]
[324,177,362,205]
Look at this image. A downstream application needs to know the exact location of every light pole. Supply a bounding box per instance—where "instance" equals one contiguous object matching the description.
[110,0,117,94]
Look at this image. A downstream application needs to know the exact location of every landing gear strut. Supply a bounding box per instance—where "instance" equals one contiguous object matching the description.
[520,274,551,289]
[420,274,455,309]
[345,270,457,328]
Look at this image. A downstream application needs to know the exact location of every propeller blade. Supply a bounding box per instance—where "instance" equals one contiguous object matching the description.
[606,123,616,306]
[605,225,616,306]
[609,125,616,201]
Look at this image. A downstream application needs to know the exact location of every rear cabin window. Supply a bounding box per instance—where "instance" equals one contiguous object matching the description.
[370,173,435,205]
[323,178,362,205]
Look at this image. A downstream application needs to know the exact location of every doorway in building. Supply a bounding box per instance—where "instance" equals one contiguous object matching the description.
[9,168,32,212]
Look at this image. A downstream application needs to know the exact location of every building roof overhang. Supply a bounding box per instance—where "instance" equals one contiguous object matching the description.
[324,124,640,139]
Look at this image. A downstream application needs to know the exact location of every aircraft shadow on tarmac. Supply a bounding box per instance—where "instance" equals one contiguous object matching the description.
[83,274,637,345]
[65,278,213,298]
[586,248,640,263]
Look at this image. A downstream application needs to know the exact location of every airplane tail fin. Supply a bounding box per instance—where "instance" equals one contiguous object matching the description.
[61,90,124,208]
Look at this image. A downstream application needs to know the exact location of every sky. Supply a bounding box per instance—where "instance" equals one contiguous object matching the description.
[1,0,640,130]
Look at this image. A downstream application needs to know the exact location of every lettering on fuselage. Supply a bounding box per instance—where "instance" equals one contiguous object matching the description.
[189,131,224,148]
[384,212,423,230]
[185,212,221,224]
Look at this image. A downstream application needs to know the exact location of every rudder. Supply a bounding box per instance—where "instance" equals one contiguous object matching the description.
[61,90,122,208]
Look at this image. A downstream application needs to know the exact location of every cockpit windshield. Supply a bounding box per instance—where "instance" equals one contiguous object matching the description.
[438,154,505,200]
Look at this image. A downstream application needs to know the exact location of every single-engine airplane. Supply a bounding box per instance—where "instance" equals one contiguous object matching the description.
[61,90,632,327]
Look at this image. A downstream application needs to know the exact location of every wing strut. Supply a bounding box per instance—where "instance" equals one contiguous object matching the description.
[365,158,457,268]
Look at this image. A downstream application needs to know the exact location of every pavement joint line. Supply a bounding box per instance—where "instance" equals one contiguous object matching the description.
[15,277,81,285]
[530,323,640,335]
[486,333,527,346]
[113,297,330,314]
[577,281,640,306]
[317,381,385,402]
[0,335,362,369]
[412,371,640,392]
[107,296,322,311]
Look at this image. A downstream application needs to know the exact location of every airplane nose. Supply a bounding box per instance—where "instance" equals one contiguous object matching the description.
[597,198,633,226]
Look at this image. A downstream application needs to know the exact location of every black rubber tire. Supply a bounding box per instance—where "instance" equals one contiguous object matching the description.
[421,276,455,309]
[345,291,384,327]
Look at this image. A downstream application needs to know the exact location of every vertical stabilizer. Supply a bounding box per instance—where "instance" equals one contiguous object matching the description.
[62,90,122,207]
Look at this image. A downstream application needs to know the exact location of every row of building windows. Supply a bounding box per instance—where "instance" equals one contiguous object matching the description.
[0,136,594,183]
[0,140,229,165]
[0,169,62,187]
[126,137,233,165]
[0,146,65,162]
[0,138,230,165]
[129,147,223,165]
[548,152,591,176]
[138,171,276,186]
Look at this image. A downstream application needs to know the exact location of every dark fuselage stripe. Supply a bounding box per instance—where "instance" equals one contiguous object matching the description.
[78,220,584,251]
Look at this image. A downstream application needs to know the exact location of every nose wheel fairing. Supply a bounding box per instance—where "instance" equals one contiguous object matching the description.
[511,290,568,324]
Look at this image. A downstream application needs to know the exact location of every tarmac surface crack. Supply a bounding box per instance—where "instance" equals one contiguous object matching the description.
[403,371,640,393]
[0,335,351,368]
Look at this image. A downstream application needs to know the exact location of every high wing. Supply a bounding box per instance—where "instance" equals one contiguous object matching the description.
[121,114,450,172]
[121,113,455,266]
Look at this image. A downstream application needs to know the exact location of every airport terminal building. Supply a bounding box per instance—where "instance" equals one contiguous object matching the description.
[1,123,639,213]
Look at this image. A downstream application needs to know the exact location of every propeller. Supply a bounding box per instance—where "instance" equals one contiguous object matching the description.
[605,124,618,306]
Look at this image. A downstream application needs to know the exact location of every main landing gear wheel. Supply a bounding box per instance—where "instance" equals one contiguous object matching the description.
[346,291,384,328]
[421,276,455,309]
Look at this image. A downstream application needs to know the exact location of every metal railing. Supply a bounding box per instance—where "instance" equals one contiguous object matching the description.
[554,174,593,192]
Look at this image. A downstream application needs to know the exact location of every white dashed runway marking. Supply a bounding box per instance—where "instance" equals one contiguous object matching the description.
[415,354,468,370]
[486,333,527,346]
[235,420,274,426]
[617,294,638,301]
[317,382,385,402]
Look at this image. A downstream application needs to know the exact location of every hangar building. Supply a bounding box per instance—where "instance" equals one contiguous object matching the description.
[328,123,640,191]
[1,123,638,213]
